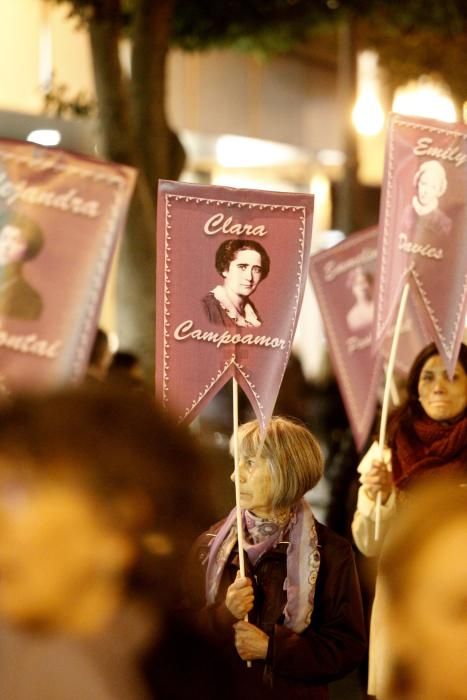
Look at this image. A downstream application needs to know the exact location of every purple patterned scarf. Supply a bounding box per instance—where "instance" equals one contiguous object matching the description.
[205,498,320,633]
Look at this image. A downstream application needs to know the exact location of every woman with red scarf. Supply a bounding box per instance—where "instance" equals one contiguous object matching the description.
[352,342,467,695]
[352,342,467,552]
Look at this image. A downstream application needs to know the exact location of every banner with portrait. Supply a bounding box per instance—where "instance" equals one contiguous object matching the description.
[374,113,467,375]
[155,180,314,431]
[0,139,136,394]
[309,227,430,451]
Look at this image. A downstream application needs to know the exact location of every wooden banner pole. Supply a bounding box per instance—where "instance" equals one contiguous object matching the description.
[375,281,410,540]
[232,377,252,668]
[232,377,247,577]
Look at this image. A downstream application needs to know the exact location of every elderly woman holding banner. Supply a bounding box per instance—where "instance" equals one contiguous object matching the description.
[185,417,366,700]
[351,341,467,696]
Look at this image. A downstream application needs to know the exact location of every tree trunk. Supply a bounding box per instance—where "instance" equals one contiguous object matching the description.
[88,0,172,386]
[334,18,359,235]
[132,0,172,189]
[88,0,133,166]
[114,0,184,386]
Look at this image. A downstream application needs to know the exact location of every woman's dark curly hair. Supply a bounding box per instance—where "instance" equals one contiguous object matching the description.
[215,239,270,280]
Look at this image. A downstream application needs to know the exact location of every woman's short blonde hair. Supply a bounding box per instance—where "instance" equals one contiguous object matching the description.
[232,416,324,509]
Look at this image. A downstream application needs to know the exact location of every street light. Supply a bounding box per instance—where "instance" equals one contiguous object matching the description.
[352,89,385,136]
[352,51,385,136]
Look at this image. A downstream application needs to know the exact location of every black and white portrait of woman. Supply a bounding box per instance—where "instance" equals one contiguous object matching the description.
[345,266,374,332]
[401,159,452,241]
[202,239,270,328]
[0,211,44,321]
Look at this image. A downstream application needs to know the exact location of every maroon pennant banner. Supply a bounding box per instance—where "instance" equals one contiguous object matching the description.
[374,113,467,375]
[309,227,429,451]
[0,139,136,393]
[155,180,314,431]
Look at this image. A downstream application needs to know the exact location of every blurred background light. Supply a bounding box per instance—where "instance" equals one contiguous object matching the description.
[215,134,305,168]
[319,229,346,249]
[108,331,120,354]
[39,0,53,93]
[352,51,385,136]
[316,148,346,167]
[310,173,332,236]
[352,89,385,136]
[392,76,457,123]
[27,128,61,146]
[211,173,298,192]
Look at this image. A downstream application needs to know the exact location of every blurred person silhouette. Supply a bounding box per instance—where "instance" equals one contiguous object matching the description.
[107,350,145,392]
[185,416,366,699]
[273,352,311,424]
[85,328,111,385]
[351,342,467,696]
[0,211,44,321]
[378,477,467,700]
[0,386,231,700]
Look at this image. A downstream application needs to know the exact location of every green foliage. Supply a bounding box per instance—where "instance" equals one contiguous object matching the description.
[365,0,466,35]
[171,0,338,52]
[44,0,131,26]
[170,0,466,50]
[48,0,467,48]
[44,0,95,24]
[170,0,467,99]
[42,76,97,119]
[47,0,467,100]
[360,2,467,101]
[365,26,467,102]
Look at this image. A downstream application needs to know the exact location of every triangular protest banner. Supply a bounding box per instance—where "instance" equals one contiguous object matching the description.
[309,227,430,451]
[0,139,136,392]
[374,113,467,375]
[155,180,314,432]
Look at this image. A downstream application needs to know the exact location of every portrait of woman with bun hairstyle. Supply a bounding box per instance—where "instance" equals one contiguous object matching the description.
[202,239,270,328]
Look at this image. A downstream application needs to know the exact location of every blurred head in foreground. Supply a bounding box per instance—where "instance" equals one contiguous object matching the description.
[379,477,467,700]
[0,386,207,635]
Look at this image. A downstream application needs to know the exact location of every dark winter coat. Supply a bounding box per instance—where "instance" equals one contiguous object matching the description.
[184,517,367,700]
